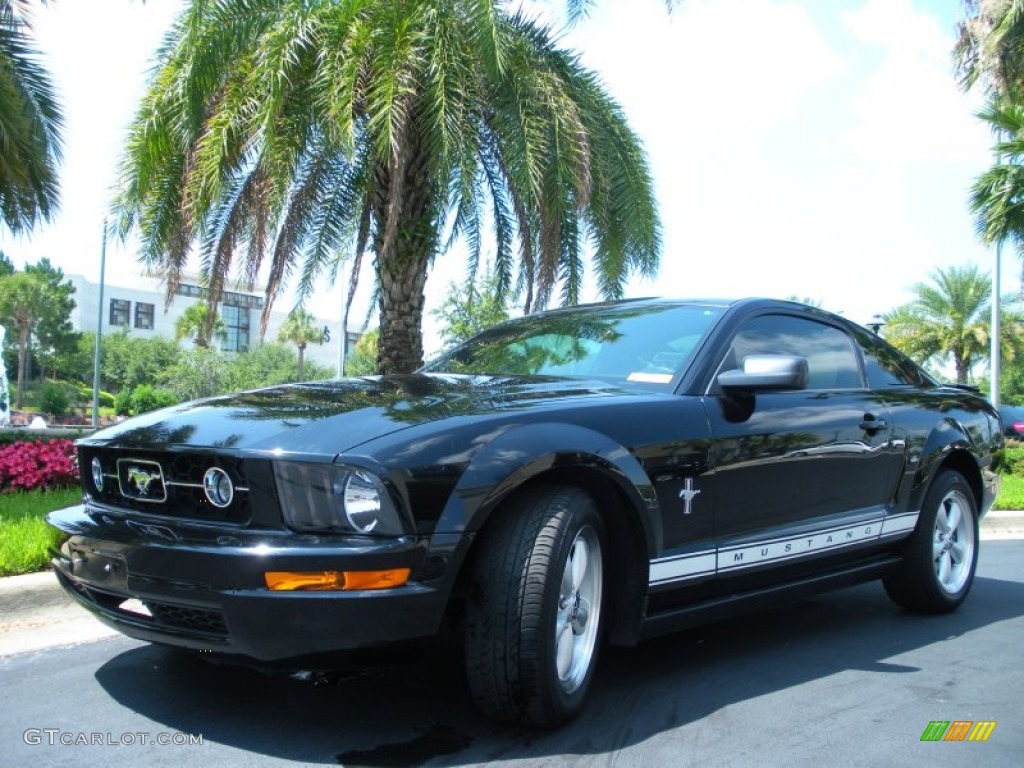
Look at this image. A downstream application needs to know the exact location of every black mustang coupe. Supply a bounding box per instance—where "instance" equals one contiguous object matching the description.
[48,298,1001,726]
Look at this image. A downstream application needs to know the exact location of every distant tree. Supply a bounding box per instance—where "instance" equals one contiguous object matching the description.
[228,342,332,390]
[158,347,230,401]
[433,269,512,350]
[174,302,226,349]
[55,330,95,385]
[345,329,379,377]
[0,251,14,276]
[0,0,63,234]
[99,331,182,393]
[957,5,1024,281]
[24,258,78,380]
[884,265,1024,384]
[276,309,322,382]
[955,0,1024,97]
[0,272,60,407]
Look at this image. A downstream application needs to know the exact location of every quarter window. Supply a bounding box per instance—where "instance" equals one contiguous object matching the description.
[853,329,934,388]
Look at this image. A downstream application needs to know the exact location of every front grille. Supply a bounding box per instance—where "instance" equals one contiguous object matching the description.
[59,573,230,639]
[80,447,251,524]
[144,602,229,635]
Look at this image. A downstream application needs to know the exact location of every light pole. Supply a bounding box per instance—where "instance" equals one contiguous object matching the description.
[867,314,886,335]
[992,239,1001,407]
[91,220,107,427]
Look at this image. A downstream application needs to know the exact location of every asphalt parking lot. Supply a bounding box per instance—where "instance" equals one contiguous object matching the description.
[0,513,1021,767]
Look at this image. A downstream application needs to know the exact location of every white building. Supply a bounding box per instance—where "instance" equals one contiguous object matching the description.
[66,273,361,372]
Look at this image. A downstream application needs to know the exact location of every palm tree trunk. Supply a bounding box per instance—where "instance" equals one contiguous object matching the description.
[956,357,970,385]
[377,252,430,374]
[373,130,435,375]
[297,343,306,381]
[16,323,29,409]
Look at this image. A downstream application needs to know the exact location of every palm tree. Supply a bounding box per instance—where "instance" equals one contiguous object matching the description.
[971,99,1024,252]
[112,0,659,375]
[0,0,63,233]
[276,308,322,381]
[883,264,1024,384]
[565,0,676,25]
[173,302,226,349]
[0,272,50,407]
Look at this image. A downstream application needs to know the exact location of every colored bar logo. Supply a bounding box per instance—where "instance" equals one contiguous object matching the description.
[920,721,997,742]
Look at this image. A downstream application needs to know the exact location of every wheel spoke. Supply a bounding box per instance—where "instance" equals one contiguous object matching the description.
[571,540,589,589]
[936,504,950,534]
[946,503,961,534]
[556,622,574,679]
[937,551,952,585]
[951,540,967,563]
[932,538,945,562]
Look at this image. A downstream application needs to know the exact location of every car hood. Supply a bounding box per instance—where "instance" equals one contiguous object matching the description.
[81,374,637,456]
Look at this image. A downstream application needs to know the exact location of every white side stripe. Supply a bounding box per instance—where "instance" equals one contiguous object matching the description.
[649,512,920,585]
[879,512,919,537]
[650,551,716,585]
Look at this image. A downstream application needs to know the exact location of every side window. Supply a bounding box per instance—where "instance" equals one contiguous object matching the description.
[853,328,934,388]
[722,314,863,390]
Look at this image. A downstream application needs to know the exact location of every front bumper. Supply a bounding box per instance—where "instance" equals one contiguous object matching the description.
[47,505,448,662]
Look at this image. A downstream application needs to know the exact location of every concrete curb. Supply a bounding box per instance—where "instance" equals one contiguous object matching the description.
[2,512,1022,658]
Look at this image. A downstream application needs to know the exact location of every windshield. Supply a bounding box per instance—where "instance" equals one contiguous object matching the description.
[423,303,724,390]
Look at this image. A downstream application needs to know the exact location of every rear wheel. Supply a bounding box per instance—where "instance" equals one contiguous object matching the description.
[464,484,605,727]
[883,470,978,613]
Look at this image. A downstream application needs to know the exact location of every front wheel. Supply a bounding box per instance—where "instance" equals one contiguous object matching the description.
[883,470,979,613]
[464,484,605,727]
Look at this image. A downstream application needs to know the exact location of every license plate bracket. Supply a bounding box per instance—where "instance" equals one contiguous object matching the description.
[68,545,128,593]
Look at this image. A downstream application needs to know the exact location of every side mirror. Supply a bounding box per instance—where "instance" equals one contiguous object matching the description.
[717,354,809,392]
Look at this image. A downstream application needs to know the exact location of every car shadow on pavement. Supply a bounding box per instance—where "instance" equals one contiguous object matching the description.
[93,572,1024,766]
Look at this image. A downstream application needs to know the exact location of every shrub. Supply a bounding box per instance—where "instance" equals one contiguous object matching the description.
[75,385,115,409]
[131,384,178,415]
[39,383,71,419]
[113,389,133,416]
[0,439,79,491]
[1002,446,1024,476]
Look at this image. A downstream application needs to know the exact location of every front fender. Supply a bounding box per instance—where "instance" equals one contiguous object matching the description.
[434,422,661,554]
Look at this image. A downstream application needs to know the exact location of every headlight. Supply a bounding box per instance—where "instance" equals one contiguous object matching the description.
[91,457,104,492]
[273,462,404,536]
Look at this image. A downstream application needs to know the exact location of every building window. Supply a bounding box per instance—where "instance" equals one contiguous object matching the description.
[134,302,154,330]
[109,299,130,327]
[176,283,264,309]
[222,304,250,352]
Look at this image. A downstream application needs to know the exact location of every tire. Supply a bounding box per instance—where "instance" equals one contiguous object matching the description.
[883,470,979,613]
[464,484,606,727]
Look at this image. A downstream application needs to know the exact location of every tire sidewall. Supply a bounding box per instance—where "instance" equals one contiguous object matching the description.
[533,499,607,722]
[918,471,979,609]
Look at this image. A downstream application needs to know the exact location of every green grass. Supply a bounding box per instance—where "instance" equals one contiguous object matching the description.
[0,488,82,576]
[995,472,1024,511]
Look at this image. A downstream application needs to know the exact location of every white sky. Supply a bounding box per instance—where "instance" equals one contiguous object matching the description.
[0,0,1010,357]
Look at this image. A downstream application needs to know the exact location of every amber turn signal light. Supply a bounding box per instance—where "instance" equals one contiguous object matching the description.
[265,568,410,591]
